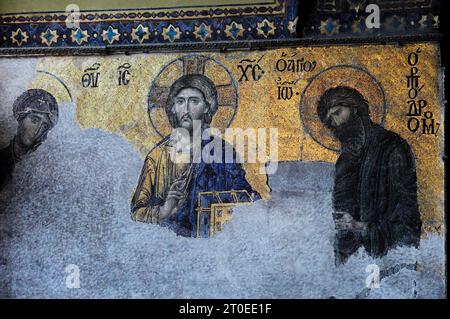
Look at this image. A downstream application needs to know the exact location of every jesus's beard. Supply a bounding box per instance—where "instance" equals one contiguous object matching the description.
[331,113,366,155]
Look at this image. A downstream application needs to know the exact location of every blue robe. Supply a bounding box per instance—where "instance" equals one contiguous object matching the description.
[131,135,260,237]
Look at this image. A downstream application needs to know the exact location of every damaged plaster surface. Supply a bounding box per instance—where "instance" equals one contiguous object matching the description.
[0,58,445,299]
[0,102,445,298]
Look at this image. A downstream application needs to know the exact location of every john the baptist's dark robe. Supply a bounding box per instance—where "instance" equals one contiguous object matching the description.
[333,123,422,262]
[0,143,15,192]
[131,136,260,237]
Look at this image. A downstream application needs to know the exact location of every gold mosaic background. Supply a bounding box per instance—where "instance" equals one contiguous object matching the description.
[29,42,444,234]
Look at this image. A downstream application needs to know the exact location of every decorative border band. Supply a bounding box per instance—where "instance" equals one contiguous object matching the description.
[0,1,284,24]
[0,34,441,57]
[0,0,297,49]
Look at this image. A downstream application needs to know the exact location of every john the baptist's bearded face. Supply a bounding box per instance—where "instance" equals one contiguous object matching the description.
[172,87,209,132]
[325,105,354,129]
[317,86,371,145]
